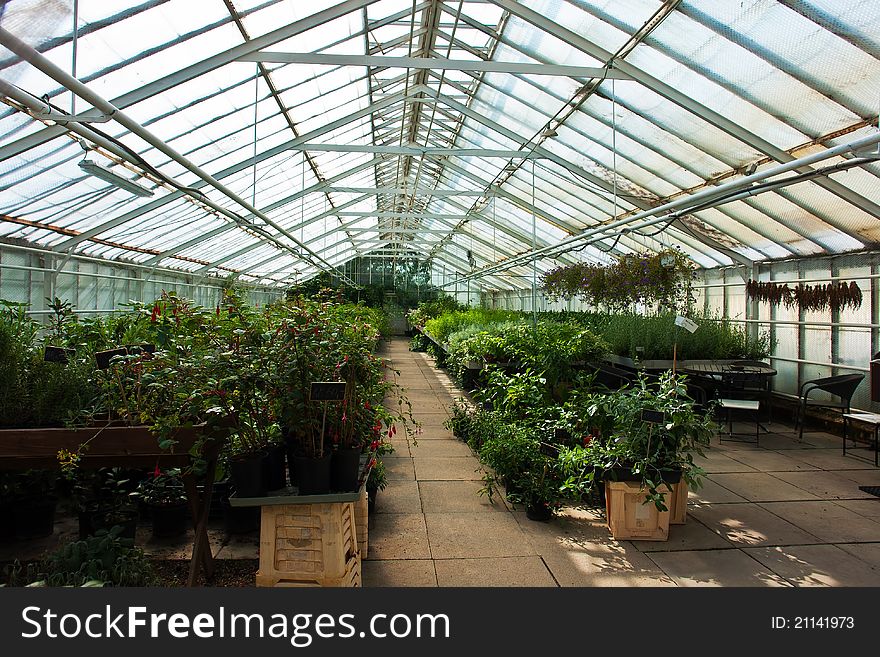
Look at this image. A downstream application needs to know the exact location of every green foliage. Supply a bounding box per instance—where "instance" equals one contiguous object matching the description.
[0,299,98,428]
[558,372,716,510]
[542,249,695,312]
[406,295,467,328]
[131,468,187,507]
[566,311,771,360]
[6,527,156,587]
[445,320,609,388]
[422,308,519,344]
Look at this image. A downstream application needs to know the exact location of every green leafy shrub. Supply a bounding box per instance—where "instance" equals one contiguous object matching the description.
[6,527,156,587]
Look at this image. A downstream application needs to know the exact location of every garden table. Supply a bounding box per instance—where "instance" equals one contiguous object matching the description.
[0,424,224,587]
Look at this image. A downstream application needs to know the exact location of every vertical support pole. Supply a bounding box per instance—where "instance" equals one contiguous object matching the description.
[531,158,537,331]
[831,258,840,376]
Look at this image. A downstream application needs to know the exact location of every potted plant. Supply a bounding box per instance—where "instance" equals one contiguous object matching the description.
[64,467,138,540]
[131,468,189,538]
[477,422,562,521]
[559,372,714,539]
[0,470,59,540]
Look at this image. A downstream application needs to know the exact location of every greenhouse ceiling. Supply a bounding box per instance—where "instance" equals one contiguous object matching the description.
[0,0,878,291]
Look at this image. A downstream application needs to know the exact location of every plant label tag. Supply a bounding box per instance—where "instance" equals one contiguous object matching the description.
[675,315,698,333]
[310,381,346,401]
[641,409,665,424]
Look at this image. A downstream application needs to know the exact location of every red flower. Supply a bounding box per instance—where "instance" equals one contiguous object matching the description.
[153,465,161,478]
[364,401,371,410]
[582,435,593,446]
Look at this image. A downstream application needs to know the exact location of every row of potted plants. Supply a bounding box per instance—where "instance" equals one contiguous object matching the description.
[446,368,716,527]
[411,303,771,372]
[0,287,415,543]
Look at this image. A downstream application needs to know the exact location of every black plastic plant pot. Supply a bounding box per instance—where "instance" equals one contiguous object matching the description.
[602,466,683,484]
[148,501,189,538]
[222,497,260,534]
[292,452,332,495]
[199,479,230,521]
[230,451,267,498]
[0,501,16,541]
[125,343,156,356]
[330,446,361,493]
[525,501,553,522]
[44,345,75,364]
[95,347,128,370]
[367,488,377,513]
[262,443,287,492]
[89,507,138,541]
[13,498,57,539]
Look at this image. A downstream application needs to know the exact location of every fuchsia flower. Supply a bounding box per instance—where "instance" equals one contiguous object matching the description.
[153,465,161,478]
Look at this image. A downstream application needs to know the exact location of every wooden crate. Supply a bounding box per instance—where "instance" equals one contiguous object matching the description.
[605,481,671,541]
[669,481,688,525]
[256,501,361,587]
[354,488,369,556]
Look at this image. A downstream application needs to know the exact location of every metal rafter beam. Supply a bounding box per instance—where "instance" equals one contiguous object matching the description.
[287,144,541,157]
[54,87,415,253]
[0,0,385,163]
[491,0,880,222]
[238,52,630,78]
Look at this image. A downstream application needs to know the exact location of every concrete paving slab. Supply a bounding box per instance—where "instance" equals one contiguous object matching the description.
[367,513,431,560]
[538,538,676,587]
[414,457,485,481]
[646,549,791,587]
[693,451,758,473]
[743,544,880,586]
[362,559,438,587]
[689,502,821,547]
[632,516,733,552]
[419,480,507,513]
[381,456,416,481]
[708,472,820,502]
[725,449,820,472]
[688,478,748,504]
[434,556,557,586]
[771,469,877,500]
[832,499,880,520]
[759,501,880,543]
[834,542,880,568]
[425,512,535,559]
[409,439,474,457]
[375,480,423,514]
[783,448,878,470]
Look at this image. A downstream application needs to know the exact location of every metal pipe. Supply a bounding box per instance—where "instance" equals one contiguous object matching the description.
[452,129,880,284]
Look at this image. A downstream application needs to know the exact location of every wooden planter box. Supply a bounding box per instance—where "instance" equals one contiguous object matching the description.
[255,501,361,588]
[605,481,671,541]
[354,487,369,556]
[670,481,688,525]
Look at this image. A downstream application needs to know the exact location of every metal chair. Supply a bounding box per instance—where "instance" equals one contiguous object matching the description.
[723,360,774,424]
[796,373,865,441]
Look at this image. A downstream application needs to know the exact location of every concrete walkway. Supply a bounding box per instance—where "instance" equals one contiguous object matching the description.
[364,337,880,587]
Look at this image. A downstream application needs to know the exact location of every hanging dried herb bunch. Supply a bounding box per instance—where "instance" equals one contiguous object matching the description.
[746,279,862,312]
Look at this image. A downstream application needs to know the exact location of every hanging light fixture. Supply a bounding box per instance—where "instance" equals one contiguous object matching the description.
[78,158,153,197]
